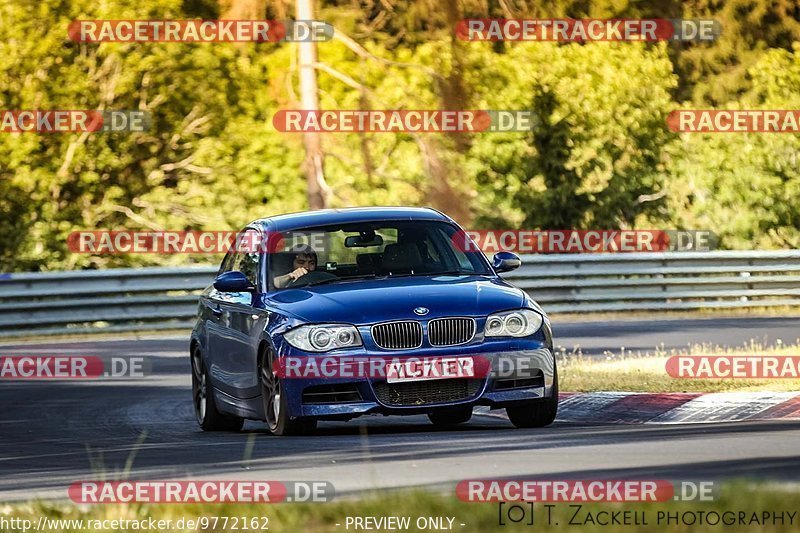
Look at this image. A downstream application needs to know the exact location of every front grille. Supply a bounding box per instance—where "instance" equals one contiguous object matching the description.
[373,378,482,406]
[428,317,476,346]
[372,321,422,349]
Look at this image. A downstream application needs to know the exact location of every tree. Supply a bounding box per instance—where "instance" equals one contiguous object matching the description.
[465,41,677,229]
[664,45,800,249]
[296,0,331,210]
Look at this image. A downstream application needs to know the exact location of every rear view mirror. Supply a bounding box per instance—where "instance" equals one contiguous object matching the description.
[345,233,384,248]
[214,270,255,292]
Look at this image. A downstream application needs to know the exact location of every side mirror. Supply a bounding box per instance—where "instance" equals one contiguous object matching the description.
[492,251,521,273]
[213,271,255,292]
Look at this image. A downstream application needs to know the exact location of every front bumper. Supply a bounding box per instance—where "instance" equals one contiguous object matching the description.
[276,339,556,420]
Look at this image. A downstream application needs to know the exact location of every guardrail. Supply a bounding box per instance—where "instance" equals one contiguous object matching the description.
[2,251,799,337]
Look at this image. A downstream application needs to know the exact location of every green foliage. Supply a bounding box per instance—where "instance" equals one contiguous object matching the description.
[0,0,304,270]
[464,41,677,229]
[0,0,799,272]
[674,0,800,104]
[665,45,800,248]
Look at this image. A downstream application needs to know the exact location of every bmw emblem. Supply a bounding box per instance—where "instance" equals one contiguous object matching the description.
[413,307,429,316]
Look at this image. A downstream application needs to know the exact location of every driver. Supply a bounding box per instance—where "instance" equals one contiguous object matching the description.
[273,245,317,288]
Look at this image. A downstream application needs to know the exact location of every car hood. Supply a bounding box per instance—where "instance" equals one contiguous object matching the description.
[263,275,526,324]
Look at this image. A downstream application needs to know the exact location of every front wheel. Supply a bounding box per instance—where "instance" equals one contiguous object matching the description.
[506,363,559,428]
[191,348,244,432]
[259,346,317,436]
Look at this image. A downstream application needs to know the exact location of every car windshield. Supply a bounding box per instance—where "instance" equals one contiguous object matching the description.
[269,221,491,290]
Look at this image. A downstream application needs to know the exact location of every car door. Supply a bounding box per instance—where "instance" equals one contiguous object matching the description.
[207,228,264,398]
[204,249,235,387]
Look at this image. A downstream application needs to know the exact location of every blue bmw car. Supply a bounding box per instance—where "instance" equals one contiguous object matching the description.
[190,207,557,435]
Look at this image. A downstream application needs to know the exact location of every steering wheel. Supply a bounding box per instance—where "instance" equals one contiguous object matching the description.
[286,270,338,288]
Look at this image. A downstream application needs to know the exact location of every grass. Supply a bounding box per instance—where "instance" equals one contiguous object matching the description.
[2,483,799,532]
[558,340,800,392]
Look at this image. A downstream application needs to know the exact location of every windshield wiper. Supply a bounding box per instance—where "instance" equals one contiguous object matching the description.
[426,269,473,276]
[302,271,473,286]
[385,269,473,278]
[303,274,377,287]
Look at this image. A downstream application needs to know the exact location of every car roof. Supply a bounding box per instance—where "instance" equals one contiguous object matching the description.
[249,207,452,232]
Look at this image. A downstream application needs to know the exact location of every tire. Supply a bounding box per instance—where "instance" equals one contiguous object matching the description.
[428,405,473,427]
[506,362,559,428]
[259,346,317,436]
[191,347,244,432]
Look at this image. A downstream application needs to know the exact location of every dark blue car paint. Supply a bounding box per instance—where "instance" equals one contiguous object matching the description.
[191,207,555,423]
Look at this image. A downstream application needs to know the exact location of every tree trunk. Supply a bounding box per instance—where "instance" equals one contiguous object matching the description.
[296,0,328,210]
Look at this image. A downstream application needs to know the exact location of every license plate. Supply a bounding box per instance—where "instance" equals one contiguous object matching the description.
[385,357,475,383]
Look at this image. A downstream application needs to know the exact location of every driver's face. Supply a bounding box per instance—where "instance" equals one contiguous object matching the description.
[294,253,316,271]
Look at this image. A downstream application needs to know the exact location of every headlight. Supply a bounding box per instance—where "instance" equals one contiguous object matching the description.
[284,324,363,352]
[484,309,542,338]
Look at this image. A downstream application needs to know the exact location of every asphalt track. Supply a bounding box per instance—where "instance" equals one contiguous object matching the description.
[1,316,799,501]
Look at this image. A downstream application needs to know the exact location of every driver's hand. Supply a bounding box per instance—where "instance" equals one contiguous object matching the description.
[290,267,308,280]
